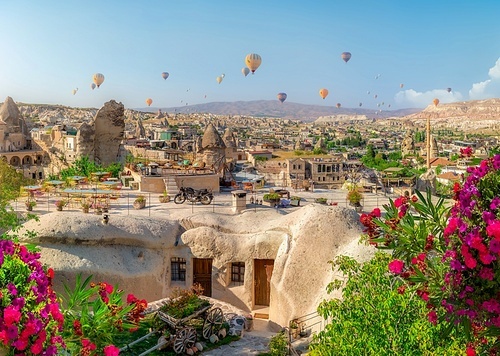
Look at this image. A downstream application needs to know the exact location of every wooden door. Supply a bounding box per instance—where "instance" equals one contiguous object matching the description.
[254,259,274,306]
[193,258,212,297]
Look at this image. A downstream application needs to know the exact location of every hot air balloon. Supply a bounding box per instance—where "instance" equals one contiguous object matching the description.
[242,67,250,77]
[92,73,105,88]
[161,72,169,80]
[447,87,452,93]
[72,88,78,95]
[400,83,404,88]
[336,103,341,108]
[221,74,225,78]
[245,53,262,74]
[146,98,153,106]
[277,93,287,103]
[319,88,329,99]
[359,102,362,107]
[388,104,391,108]
[216,76,223,84]
[90,83,96,90]
[367,91,370,95]
[433,98,439,106]
[341,52,351,63]
[374,94,378,99]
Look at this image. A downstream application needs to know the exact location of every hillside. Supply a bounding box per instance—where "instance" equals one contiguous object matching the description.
[137,100,419,122]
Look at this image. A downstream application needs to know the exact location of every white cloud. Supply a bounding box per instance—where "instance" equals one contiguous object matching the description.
[394,89,463,108]
[469,58,500,99]
[392,57,500,107]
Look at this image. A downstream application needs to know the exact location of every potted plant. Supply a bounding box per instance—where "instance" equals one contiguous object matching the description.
[81,201,91,213]
[244,314,254,331]
[158,190,170,203]
[289,319,300,339]
[55,200,67,211]
[263,192,281,206]
[314,197,328,205]
[347,189,363,211]
[25,200,36,211]
[290,196,301,206]
[133,195,146,209]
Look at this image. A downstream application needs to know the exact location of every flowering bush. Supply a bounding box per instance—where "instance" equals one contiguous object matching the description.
[0,240,64,355]
[61,274,147,355]
[360,155,500,354]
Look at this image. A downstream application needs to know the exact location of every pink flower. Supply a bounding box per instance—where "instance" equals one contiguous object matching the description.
[127,294,137,304]
[3,306,21,326]
[466,346,476,356]
[388,259,404,274]
[486,220,500,240]
[427,310,437,325]
[479,267,495,281]
[371,208,381,217]
[104,344,120,356]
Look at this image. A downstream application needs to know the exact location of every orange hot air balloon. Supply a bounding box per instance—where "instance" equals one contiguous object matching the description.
[341,52,351,63]
[216,76,223,84]
[245,53,262,74]
[277,92,287,103]
[336,103,341,108]
[146,98,153,106]
[319,88,329,99]
[433,98,440,106]
[92,73,105,88]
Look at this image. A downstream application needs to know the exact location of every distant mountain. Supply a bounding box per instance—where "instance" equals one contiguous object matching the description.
[136,100,420,122]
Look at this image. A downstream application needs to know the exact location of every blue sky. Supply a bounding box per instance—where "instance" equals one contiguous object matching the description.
[1,0,500,111]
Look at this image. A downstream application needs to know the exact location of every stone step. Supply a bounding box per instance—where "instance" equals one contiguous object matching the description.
[253,312,269,319]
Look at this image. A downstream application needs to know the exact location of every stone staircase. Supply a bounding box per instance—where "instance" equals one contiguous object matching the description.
[163,176,178,196]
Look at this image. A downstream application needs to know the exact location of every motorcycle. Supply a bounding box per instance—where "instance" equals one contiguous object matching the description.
[173,187,213,205]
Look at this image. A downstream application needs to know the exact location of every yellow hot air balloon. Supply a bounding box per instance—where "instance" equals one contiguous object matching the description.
[216,76,223,84]
[245,53,262,74]
[242,67,250,77]
[92,73,105,88]
[433,98,440,106]
[319,88,329,99]
[146,98,153,106]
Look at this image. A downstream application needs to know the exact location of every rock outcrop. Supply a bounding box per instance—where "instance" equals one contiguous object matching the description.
[0,96,28,136]
[93,100,125,166]
[401,130,415,156]
[18,204,374,328]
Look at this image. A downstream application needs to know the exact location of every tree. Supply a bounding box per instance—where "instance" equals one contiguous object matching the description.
[310,253,467,355]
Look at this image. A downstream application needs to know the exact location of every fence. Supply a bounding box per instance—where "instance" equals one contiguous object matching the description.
[11,187,447,219]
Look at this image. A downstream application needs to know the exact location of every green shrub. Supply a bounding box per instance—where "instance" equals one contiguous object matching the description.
[268,331,288,355]
[309,252,468,355]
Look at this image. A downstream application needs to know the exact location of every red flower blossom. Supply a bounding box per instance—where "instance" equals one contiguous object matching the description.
[371,208,381,217]
[103,344,120,356]
[427,310,437,325]
[466,346,476,356]
[486,220,500,240]
[388,259,404,274]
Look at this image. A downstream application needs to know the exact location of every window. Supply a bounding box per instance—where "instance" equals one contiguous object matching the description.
[231,262,245,284]
[171,257,186,281]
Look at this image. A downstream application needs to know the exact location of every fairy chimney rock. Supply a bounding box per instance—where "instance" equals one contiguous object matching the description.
[93,100,125,166]
[0,96,28,135]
